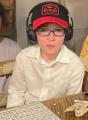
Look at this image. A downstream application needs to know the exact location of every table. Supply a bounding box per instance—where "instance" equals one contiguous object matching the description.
[0,92,88,120]
[42,92,88,120]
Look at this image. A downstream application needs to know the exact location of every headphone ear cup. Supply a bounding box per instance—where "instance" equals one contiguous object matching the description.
[26,24,37,45]
[65,24,73,41]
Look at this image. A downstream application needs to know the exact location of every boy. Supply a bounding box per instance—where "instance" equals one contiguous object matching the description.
[7,1,84,108]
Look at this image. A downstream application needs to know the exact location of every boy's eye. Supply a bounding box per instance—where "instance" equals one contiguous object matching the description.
[55,29,64,32]
[38,29,49,32]
[36,28,65,36]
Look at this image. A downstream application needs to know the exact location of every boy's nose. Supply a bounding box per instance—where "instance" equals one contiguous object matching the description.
[48,32,55,40]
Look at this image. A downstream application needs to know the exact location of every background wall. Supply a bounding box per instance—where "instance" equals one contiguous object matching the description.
[0,0,16,40]
[16,0,59,48]
[16,0,88,55]
[62,0,88,55]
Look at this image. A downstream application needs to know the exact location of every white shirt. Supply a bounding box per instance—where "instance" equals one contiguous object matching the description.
[7,45,84,108]
[0,38,21,92]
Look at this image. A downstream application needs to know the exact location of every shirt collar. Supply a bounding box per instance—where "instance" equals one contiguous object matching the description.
[26,45,70,63]
[56,45,70,63]
[26,45,41,59]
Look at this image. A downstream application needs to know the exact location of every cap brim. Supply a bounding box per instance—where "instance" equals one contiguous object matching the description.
[33,16,68,30]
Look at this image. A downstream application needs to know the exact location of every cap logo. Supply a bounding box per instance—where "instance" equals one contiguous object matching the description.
[41,3,59,15]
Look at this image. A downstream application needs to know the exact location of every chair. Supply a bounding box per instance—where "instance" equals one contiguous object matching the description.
[0,60,15,92]
[82,71,88,92]
[0,93,8,111]
[0,60,15,76]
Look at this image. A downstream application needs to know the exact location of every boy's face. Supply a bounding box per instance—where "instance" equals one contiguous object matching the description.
[36,23,65,57]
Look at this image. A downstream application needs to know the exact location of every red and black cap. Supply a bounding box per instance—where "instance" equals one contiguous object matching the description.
[31,1,69,30]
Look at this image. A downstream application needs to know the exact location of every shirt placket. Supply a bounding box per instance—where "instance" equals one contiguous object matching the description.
[39,65,51,100]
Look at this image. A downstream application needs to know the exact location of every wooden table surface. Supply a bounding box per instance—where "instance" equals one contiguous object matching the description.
[42,92,88,120]
[0,92,88,120]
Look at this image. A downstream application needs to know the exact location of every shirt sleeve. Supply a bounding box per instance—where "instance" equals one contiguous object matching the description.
[7,53,26,108]
[67,60,84,95]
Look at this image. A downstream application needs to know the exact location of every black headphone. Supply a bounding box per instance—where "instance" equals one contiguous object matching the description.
[65,14,73,41]
[26,6,73,45]
[26,9,37,45]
